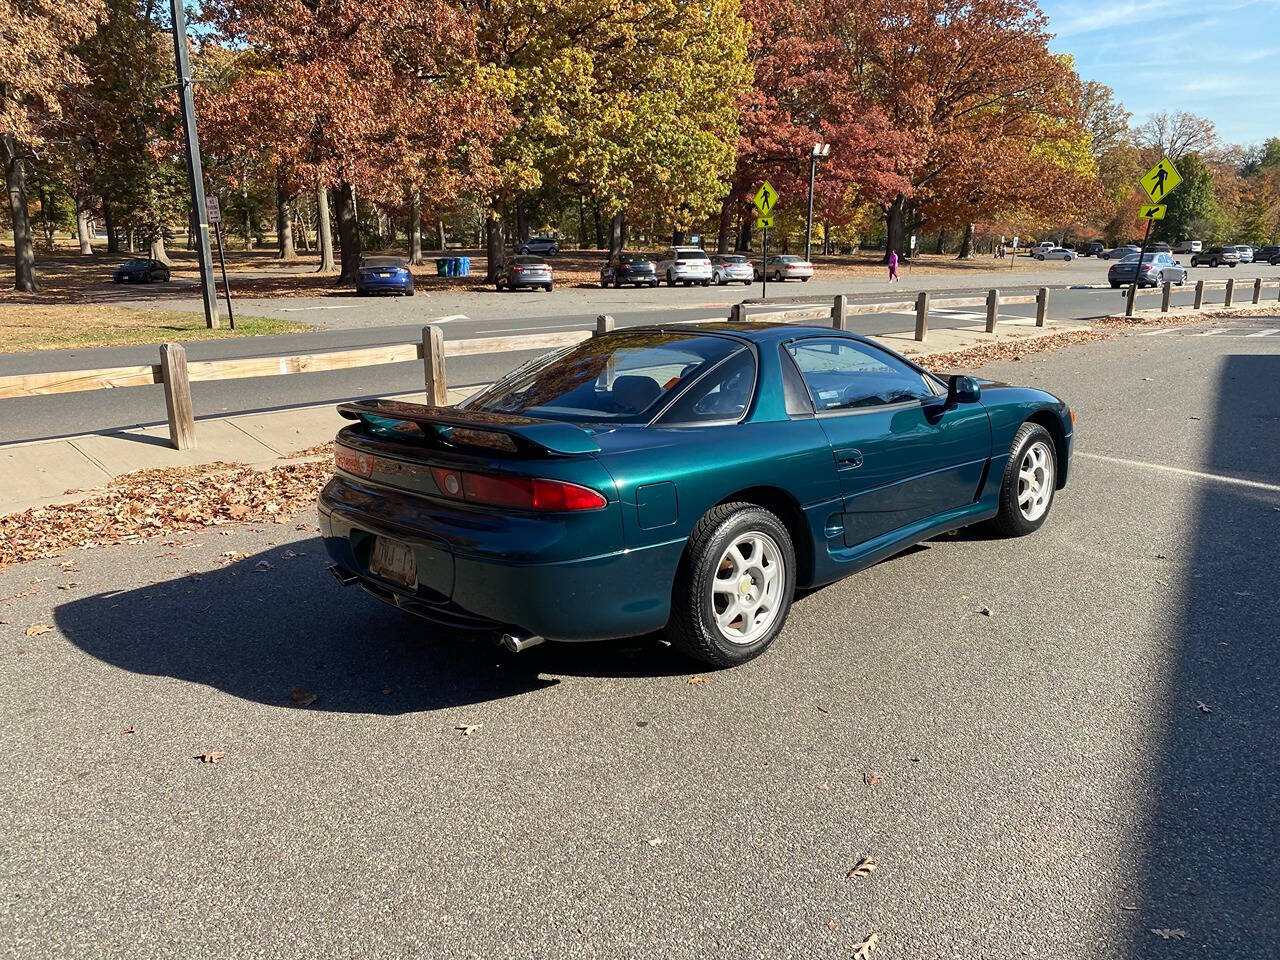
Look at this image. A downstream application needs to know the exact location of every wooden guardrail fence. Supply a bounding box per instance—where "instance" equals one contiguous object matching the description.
[3,276,1276,452]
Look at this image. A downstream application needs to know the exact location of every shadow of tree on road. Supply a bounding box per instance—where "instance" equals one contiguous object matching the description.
[52,537,689,715]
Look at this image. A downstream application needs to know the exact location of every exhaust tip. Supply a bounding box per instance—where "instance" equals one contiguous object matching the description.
[328,564,360,587]
[500,632,546,653]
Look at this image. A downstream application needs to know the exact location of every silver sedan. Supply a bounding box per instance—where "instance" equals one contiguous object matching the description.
[496,255,553,292]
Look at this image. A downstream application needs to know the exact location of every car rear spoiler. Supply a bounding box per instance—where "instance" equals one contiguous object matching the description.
[336,398,601,455]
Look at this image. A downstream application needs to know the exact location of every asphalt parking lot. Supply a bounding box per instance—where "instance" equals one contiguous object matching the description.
[2,320,1278,958]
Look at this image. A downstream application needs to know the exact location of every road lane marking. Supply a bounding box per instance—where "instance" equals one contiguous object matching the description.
[483,323,585,334]
[278,305,352,312]
[1246,328,1279,337]
[1193,327,1229,336]
[1078,452,1280,494]
[1138,327,1180,336]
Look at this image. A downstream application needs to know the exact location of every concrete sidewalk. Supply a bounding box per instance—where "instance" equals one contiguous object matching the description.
[1,319,1084,515]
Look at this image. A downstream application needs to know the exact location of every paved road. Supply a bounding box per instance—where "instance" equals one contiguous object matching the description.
[2,318,1277,957]
[5,276,1277,445]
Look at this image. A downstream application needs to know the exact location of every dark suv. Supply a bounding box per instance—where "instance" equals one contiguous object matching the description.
[1257,245,1280,265]
[1190,246,1240,268]
[1080,241,1105,257]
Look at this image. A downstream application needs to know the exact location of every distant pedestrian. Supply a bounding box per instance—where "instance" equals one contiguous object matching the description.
[888,249,899,282]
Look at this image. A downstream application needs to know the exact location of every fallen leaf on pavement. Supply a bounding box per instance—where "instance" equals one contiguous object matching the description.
[1151,928,1188,940]
[863,772,882,786]
[978,606,992,616]
[255,560,274,572]
[846,856,878,880]
[290,687,318,707]
[1196,701,1212,714]
[227,504,252,519]
[25,624,53,637]
[687,675,708,685]
[816,705,830,714]
[647,837,663,846]
[455,724,480,736]
[122,725,135,734]
[853,932,880,958]
[196,750,226,764]
[827,919,837,931]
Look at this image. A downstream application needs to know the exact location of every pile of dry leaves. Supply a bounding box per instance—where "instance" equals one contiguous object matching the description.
[915,327,1114,372]
[0,458,332,569]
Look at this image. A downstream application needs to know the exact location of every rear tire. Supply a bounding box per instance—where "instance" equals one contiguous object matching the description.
[665,503,796,667]
[989,422,1057,537]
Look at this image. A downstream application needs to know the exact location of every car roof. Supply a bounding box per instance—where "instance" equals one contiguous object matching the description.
[630,320,877,347]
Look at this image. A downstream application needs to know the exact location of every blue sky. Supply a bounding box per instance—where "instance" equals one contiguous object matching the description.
[1040,0,1279,146]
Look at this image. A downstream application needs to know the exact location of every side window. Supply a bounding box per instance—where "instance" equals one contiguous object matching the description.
[660,349,757,424]
[786,338,933,412]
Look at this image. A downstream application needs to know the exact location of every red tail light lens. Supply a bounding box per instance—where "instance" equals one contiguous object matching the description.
[430,468,606,511]
[335,444,374,477]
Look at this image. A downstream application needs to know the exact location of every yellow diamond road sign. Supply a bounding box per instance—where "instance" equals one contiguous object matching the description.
[1141,156,1182,203]
[1140,204,1166,220]
[753,181,778,216]
[755,215,774,230]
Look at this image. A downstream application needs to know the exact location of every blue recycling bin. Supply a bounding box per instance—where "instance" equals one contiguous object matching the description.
[434,257,449,276]
[457,256,470,277]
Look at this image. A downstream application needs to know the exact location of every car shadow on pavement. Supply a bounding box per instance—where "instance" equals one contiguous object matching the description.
[52,538,689,715]
[1122,353,1280,955]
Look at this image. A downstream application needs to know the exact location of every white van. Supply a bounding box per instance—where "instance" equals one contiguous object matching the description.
[1173,240,1202,254]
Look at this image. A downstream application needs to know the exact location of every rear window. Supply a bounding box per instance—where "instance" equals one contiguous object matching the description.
[674,249,709,261]
[465,332,751,424]
[717,255,748,264]
[618,254,652,264]
[513,256,546,265]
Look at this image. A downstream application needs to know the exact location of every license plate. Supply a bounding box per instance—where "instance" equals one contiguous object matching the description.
[370,537,416,588]
[379,272,391,278]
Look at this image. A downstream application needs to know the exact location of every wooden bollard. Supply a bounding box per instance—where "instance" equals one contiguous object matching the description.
[1253,278,1262,305]
[422,325,447,406]
[1161,281,1172,313]
[1224,277,1235,307]
[832,294,847,331]
[159,343,196,451]
[1036,287,1049,326]
[1194,279,1205,309]
[914,292,929,342]
[595,314,615,337]
[985,288,999,333]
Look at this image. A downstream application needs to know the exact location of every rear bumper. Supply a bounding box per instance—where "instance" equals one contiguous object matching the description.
[357,278,413,293]
[318,478,680,641]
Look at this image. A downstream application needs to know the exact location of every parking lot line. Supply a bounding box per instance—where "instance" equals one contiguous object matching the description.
[1193,328,1229,336]
[1077,452,1280,494]
[1245,328,1279,337]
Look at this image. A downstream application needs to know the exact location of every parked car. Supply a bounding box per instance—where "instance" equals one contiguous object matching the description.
[1149,242,1172,254]
[1231,245,1254,263]
[1080,241,1105,257]
[1173,240,1202,254]
[755,255,814,282]
[355,256,414,296]
[112,258,170,283]
[1032,246,1076,261]
[710,254,754,285]
[495,255,553,291]
[1032,241,1055,253]
[1256,245,1280,265]
[599,253,658,288]
[657,246,714,286]
[1108,252,1187,288]
[320,323,1073,666]
[1101,245,1140,260]
[1190,247,1240,268]
[515,235,560,256]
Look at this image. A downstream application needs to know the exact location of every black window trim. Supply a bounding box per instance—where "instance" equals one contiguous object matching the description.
[650,341,760,427]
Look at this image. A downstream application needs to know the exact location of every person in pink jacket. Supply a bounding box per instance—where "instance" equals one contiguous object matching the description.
[888,249,899,282]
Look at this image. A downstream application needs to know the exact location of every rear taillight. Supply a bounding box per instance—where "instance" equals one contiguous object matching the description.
[512,265,525,273]
[430,467,606,511]
[335,444,374,478]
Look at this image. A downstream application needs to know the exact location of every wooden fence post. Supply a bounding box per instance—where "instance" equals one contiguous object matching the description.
[1253,278,1262,305]
[914,292,929,342]
[1194,280,1205,310]
[595,314,615,337]
[1036,287,1049,326]
[1124,284,1137,317]
[159,343,196,451]
[832,294,847,331]
[422,325,447,406]
[1224,277,1235,307]
[730,302,746,323]
[985,288,999,333]
[1161,281,1172,313]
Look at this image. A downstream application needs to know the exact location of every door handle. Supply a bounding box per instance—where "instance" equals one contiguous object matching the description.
[835,447,864,468]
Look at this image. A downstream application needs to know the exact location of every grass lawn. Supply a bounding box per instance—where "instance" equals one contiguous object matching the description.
[0,305,308,352]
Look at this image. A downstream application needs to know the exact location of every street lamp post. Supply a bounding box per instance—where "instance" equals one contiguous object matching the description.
[805,142,830,262]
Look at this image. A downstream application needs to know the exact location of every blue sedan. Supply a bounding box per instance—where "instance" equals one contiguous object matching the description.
[320,323,1073,666]
[356,256,415,296]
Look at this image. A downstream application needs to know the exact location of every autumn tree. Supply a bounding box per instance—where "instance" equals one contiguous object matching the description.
[1134,111,1218,161]
[1,0,103,290]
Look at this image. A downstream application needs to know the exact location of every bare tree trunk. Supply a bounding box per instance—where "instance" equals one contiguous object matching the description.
[592,203,603,249]
[38,185,55,247]
[608,210,625,257]
[150,234,170,263]
[103,198,118,253]
[407,188,424,264]
[716,194,733,254]
[578,195,588,249]
[315,183,335,272]
[275,177,296,259]
[934,231,946,255]
[335,179,361,283]
[435,218,446,252]
[515,197,529,243]
[957,222,976,259]
[484,207,504,282]
[3,136,37,292]
[242,184,253,250]
[884,194,907,262]
[76,197,94,255]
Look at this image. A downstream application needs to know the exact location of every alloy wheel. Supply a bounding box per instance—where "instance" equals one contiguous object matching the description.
[1017,441,1054,522]
[710,532,784,645]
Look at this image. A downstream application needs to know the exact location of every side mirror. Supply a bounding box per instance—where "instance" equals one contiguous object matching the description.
[946,375,981,406]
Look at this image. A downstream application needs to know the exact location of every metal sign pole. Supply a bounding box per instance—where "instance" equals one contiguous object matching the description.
[1127,215,1154,317]
[214,218,234,329]
[168,0,219,329]
[761,226,768,300]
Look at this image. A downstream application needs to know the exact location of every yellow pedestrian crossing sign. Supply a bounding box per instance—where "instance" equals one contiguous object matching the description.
[1139,204,1166,220]
[1141,156,1181,203]
[753,181,778,216]
[755,215,774,230]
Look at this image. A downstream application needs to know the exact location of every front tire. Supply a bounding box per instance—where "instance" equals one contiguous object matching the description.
[665,503,796,667]
[990,423,1057,537]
